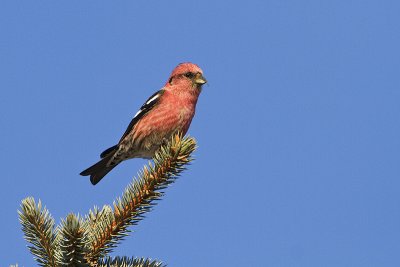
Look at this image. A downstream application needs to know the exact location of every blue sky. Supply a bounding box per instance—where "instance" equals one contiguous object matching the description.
[1,1,399,266]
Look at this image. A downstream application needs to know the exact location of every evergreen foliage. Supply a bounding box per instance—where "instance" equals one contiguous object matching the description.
[17,134,196,267]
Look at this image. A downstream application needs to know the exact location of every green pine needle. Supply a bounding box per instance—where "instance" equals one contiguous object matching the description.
[56,213,90,266]
[86,134,197,263]
[98,257,164,267]
[18,197,57,267]
[17,134,197,266]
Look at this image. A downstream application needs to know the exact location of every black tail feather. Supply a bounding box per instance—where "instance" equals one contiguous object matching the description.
[80,154,119,185]
[100,145,118,158]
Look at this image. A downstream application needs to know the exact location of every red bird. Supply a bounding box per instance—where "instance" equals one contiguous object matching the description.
[80,63,207,185]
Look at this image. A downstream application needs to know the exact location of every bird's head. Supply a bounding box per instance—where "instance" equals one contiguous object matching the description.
[166,63,207,91]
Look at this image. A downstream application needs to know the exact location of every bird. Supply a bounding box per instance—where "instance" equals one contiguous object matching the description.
[80,62,207,185]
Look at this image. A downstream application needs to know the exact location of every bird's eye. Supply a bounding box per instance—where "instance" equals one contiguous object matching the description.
[184,72,194,78]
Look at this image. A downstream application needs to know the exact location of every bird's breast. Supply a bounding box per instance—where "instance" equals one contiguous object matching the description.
[118,92,198,159]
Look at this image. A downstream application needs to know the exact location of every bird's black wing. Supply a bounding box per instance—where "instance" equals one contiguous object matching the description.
[99,145,118,158]
[118,89,164,143]
[99,90,164,158]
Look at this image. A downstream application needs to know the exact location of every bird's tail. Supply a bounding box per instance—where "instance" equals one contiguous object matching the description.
[80,152,119,185]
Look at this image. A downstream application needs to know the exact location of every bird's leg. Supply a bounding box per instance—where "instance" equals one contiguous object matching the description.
[162,137,169,145]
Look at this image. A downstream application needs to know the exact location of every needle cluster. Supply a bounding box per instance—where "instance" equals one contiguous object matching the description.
[17,134,197,267]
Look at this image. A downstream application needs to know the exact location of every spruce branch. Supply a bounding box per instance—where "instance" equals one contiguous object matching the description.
[17,134,197,266]
[98,257,164,267]
[55,213,90,266]
[86,134,197,263]
[18,197,57,267]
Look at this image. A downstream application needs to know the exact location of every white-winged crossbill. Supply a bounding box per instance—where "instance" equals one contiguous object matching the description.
[80,62,207,185]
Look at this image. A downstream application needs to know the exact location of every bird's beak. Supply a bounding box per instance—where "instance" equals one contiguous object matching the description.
[194,73,207,85]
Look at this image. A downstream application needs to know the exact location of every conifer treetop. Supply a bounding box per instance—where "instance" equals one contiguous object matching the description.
[18,134,197,267]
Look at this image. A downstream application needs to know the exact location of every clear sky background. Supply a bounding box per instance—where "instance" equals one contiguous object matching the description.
[1,1,399,266]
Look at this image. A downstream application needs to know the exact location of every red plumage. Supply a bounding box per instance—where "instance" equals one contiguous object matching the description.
[80,62,206,185]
